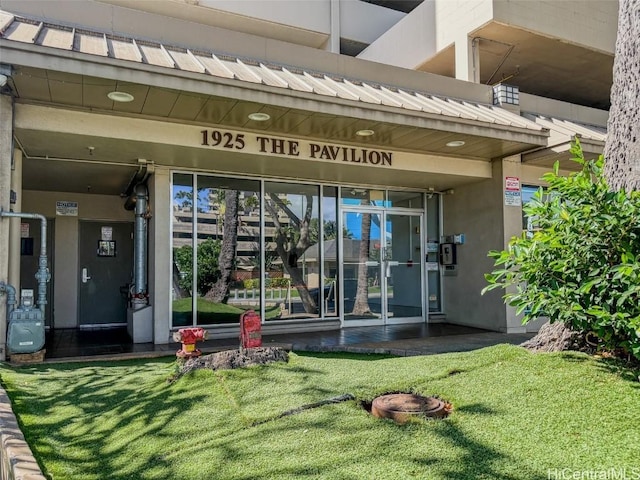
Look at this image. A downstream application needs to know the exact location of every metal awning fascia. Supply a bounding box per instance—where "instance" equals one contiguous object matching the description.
[521,112,606,163]
[1,39,550,149]
[522,136,605,164]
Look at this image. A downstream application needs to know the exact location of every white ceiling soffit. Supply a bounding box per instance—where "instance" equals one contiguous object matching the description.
[0,10,546,137]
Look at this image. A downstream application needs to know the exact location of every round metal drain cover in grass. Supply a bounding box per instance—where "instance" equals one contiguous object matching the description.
[371,393,451,423]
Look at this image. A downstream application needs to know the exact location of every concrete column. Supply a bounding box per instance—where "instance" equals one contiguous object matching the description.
[0,94,14,361]
[150,168,171,344]
[8,148,22,291]
[455,35,480,83]
[328,0,340,53]
[501,155,528,333]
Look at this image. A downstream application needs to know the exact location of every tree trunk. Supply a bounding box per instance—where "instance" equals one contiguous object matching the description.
[352,213,372,315]
[520,321,594,354]
[603,0,640,191]
[274,232,318,314]
[172,259,190,299]
[285,262,317,314]
[206,190,239,303]
[264,193,318,314]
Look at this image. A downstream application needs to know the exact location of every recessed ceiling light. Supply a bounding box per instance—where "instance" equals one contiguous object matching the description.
[356,129,375,137]
[248,112,270,122]
[107,91,134,103]
[446,140,465,147]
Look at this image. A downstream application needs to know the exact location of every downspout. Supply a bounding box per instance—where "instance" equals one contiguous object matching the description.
[0,210,50,313]
[125,184,149,308]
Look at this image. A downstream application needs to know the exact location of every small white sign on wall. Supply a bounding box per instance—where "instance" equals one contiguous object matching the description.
[505,176,520,191]
[504,190,522,206]
[56,201,78,216]
[101,226,113,241]
[20,223,29,238]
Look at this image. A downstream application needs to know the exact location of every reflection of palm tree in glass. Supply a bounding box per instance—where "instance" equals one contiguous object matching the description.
[322,220,353,240]
[243,194,259,214]
[205,189,239,303]
[352,212,372,315]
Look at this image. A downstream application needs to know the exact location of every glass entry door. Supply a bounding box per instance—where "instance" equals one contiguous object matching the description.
[342,210,424,325]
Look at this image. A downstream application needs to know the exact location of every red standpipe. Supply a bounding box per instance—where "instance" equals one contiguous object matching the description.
[240,310,262,349]
[174,327,208,359]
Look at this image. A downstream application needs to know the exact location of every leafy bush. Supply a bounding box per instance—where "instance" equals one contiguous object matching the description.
[174,239,222,295]
[484,140,640,360]
[268,277,290,288]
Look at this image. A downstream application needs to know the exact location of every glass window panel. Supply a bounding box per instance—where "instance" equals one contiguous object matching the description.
[172,173,194,327]
[342,210,383,321]
[322,186,338,317]
[387,190,424,209]
[196,175,261,325]
[386,213,423,318]
[522,185,543,233]
[264,182,320,320]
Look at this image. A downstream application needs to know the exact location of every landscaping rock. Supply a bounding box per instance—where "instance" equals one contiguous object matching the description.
[170,347,289,382]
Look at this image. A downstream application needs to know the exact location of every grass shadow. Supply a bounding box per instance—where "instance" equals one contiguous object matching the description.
[1,358,209,479]
[557,351,639,387]
[294,351,396,361]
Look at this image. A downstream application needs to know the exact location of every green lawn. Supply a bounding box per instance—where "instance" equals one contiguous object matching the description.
[172,297,281,325]
[1,345,638,480]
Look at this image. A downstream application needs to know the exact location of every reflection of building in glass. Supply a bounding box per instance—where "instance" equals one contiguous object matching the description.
[172,202,290,272]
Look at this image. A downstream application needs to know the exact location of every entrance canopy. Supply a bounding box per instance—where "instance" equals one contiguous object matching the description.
[0,8,549,195]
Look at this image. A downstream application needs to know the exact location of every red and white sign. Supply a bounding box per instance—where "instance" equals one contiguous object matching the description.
[505,176,520,191]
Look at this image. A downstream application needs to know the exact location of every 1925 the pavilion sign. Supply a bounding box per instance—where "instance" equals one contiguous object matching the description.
[200,129,393,167]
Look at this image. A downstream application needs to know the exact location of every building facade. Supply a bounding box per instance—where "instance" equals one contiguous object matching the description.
[0,0,614,359]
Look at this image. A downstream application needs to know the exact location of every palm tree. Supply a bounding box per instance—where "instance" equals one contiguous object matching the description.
[604,0,640,191]
[205,189,239,303]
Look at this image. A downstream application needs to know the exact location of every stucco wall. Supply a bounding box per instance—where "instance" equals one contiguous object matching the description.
[442,160,507,331]
[198,0,331,35]
[493,0,617,54]
[359,0,494,72]
[149,168,171,344]
[340,1,405,45]
[0,94,13,361]
[520,93,610,126]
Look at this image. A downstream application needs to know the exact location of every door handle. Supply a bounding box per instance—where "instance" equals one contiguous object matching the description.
[82,268,91,283]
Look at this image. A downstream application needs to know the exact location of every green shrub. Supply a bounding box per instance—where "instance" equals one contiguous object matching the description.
[484,140,640,360]
[268,277,290,288]
[174,238,222,295]
[243,279,259,289]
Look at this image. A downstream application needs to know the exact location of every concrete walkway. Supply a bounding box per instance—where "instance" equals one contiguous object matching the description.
[41,324,536,363]
[295,331,536,356]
